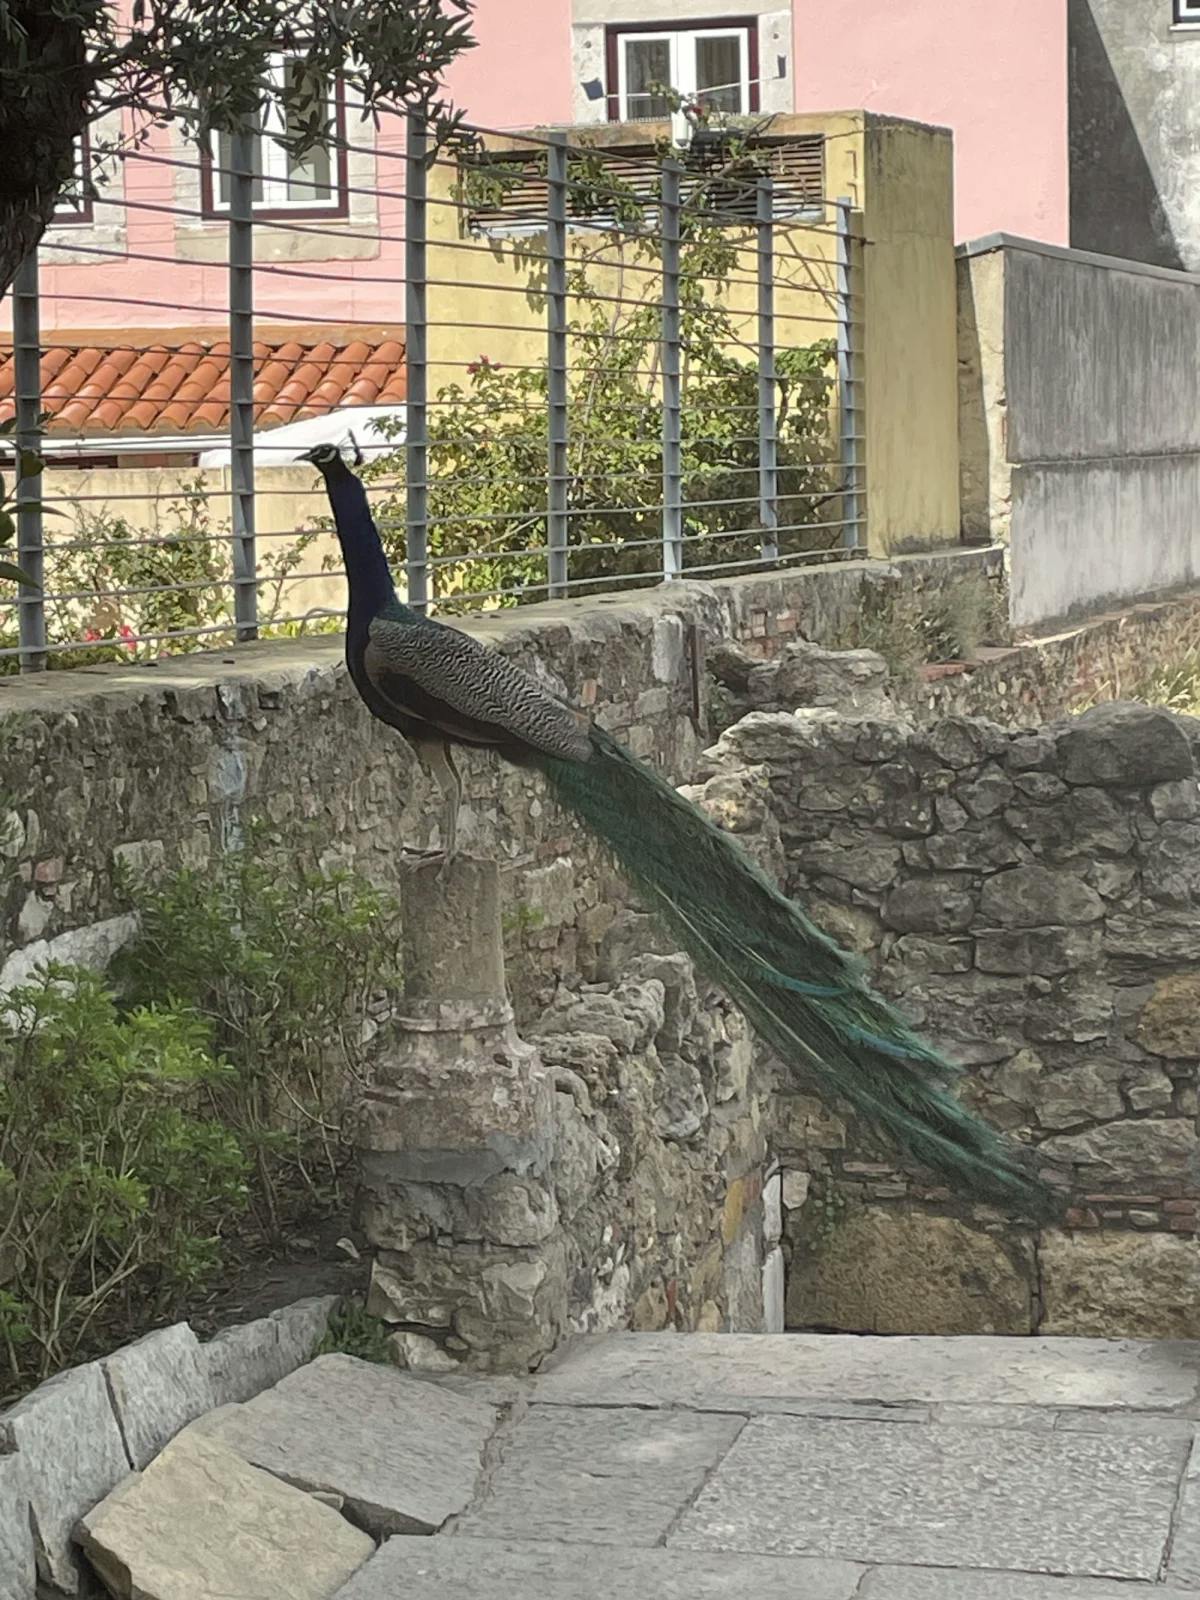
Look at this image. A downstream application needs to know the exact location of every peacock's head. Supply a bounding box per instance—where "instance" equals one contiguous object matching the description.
[298,442,344,471]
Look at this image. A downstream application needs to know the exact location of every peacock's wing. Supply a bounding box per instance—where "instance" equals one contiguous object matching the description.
[365,613,592,761]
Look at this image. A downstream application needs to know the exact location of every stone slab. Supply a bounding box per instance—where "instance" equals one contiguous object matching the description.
[0,1361,130,1593]
[860,1572,1200,1600]
[101,1324,216,1470]
[333,1537,865,1599]
[77,1429,373,1600]
[532,1333,1200,1413]
[198,1295,339,1408]
[1163,1436,1200,1588]
[190,1352,496,1536]
[0,1453,35,1600]
[453,1406,744,1546]
[669,1415,1185,1580]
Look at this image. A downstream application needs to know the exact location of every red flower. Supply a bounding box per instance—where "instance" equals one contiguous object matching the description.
[118,624,137,653]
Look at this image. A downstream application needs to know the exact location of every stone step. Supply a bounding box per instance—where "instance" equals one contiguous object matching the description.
[186,1351,498,1536]
[525,1332,1200,1413]
[330,1537,1200,1600]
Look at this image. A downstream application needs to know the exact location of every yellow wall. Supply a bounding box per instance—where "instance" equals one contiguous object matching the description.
[424,110,960,556]
[859,115,961,551]
[39,464,346,632]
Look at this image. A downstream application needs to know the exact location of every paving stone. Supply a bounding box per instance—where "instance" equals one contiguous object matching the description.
[1164,1436,1200,1588]
[933,1404,1057,1432]
[0,1453,36,1600]
[190,1352,496,1536]
[76,1429,373,1600]
[454,1405,743,1546]
[0,1361,130,1593]
[101,1324,216,1470]
[1054,1409,1198,1439]
[333,1537,865,1599]
[860,1570,1200,1599]
[198,1295,339,1407]
[669,1415,1184,1579]
[531,1333,1200,1413]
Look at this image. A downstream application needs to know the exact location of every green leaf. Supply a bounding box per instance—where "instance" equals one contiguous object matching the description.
[0,559,38,588]
[18,450,43,479]
[0,510,13,544]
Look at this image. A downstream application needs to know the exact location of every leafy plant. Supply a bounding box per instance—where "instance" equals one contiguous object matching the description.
[368,151,840,610]
[113,839,401,1236]
[316,1299,392,1365]
[834,569,1011,688]
[0,421,50,587]
[0,477,321,671]
[0,966,248,1392]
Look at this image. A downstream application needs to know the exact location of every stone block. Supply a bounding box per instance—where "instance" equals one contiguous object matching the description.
[1056,702,1193,788]
[454,1405,743,1546]
[199,1295,339,1408]
[670,1414,1183,1579]
[0,1453,35,1600]
[0,1361,130,1593]
[1139,973,1200,1058]
[76,1429,372,1600]
[762,1246,785,1334]
[1040,1230,1200,1339]
[1032,1063,1124,1130]
[332,1537,865,1600]
[883,879,976,934]
[1039,1118,1197,1189]
[101,1324,216,1470]
[979,866,1103,928]
[190,1352,496,1536]
[785,1210,1034,1336]
[860,1570,1198,1599]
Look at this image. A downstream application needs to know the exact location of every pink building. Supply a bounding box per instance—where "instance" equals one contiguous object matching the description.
[6,0,1197,458]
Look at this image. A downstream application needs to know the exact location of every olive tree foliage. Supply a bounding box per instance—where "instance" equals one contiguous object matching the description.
[0,0,476,298]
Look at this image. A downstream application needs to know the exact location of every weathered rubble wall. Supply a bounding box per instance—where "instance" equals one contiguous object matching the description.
[694,697,1200,1340]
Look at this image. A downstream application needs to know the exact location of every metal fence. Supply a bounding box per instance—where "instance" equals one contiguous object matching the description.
[1,105,865,672]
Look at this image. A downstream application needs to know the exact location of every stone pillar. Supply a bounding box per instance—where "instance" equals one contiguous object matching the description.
[356,855,567,1373]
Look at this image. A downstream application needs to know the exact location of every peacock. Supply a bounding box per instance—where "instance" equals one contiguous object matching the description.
[302,441,1053,1216]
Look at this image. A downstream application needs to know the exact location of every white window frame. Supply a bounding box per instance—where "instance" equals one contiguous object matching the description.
[614,24,752,123]
[51,136,90,224]
[211,52,342,214]
[1175,0,1200,23]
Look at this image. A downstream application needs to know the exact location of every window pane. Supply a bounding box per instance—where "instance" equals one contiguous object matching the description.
[625,37,672,120]
[216,129,264,206]
[282,60,334,204]
[696,34,744,114]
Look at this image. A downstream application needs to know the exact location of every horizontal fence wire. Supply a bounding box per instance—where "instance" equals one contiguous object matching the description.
[1,103,867,668]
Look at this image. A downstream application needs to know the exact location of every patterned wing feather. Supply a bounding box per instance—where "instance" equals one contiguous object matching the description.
[367,614,591,761]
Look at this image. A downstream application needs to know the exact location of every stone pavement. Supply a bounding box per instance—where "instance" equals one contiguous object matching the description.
[16,1330,1200,1597]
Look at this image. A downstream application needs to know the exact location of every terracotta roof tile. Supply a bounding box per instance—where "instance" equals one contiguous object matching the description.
[0,326,406,437]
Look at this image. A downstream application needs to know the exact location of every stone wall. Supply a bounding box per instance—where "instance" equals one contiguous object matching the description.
[7,563,932,1363]
[4,557,1199,1360]
[694,698,1200,1340]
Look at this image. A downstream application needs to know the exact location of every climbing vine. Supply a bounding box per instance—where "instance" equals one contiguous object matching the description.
[368,139,841,608]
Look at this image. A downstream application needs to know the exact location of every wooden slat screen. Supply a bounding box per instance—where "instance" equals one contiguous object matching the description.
[463,135,825,233]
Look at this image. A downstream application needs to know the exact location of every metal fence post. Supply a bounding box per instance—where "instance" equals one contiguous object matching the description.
[229,125,258,641]
[835,195,864,551]
[660,158,683,581]
[13,250,46,672]
[405,107,430,611]
[756,173,778,563]
[546,133,570,599]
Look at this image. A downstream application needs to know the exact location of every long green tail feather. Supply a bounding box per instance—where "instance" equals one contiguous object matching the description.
[535,725,1056,1217]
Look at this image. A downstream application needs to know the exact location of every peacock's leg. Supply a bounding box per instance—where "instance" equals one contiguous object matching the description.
[422,738,463,865]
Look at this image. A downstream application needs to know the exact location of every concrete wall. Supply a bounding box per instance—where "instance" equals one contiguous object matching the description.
[1070,0,1200,272]
[957,234,1200,629]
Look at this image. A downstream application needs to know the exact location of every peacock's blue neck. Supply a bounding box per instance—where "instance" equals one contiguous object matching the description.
[325,466,397,625]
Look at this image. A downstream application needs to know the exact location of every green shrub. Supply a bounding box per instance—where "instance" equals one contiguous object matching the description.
[0,967,247,1392]
[114,843,401,1235]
